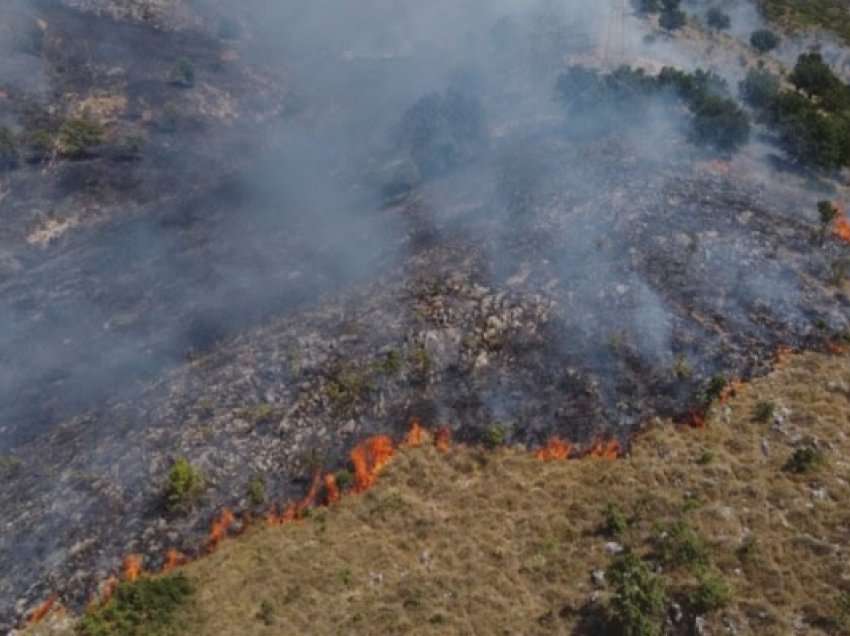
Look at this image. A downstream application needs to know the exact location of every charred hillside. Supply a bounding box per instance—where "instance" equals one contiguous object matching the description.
[3,0,850,631]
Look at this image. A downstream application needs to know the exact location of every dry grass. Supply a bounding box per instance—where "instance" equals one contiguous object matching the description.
[31,351,850,635]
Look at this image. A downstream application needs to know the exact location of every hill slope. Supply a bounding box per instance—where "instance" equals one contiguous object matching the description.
[28,349,850,635]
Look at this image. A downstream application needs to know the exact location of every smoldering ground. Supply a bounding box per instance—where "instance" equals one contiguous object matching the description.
[2,0,850,629]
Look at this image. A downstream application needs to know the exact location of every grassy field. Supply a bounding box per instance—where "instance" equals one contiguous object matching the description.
[30,350,850,635]
[758,0,850,43]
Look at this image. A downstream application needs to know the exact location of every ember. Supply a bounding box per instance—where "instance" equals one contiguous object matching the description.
[834,216,850,243]
[535,437,572,461]
[584,438,621,459]
[403,418,427,447]
[161,549,188,573]
[324,473,341,504]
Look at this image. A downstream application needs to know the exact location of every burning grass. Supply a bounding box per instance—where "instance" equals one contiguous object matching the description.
[25,350,850,635]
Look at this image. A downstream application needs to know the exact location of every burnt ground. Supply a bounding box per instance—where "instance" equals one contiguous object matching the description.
[2,0,850,630]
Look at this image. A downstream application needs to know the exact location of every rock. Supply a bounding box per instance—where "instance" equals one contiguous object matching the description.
[671,601,683,624]
[591,569,605,587]
[604,542,624,555]
[694,615,708,635]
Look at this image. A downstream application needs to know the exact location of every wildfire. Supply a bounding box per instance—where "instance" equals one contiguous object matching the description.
[403,418,427,447]
[351,435,395,492]
[122,554,143,582]
[535,437,572,461]
[584,438,621,459]
[161,549,188,573]
[434,426,452,452]
[26,594,58,626]
[207,508,235,551]
[324,472,341,504]
[719,379,746,404]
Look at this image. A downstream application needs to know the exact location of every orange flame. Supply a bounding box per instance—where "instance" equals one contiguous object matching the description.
[434,427,451,453]
[161,549,188,573]
[535,437,573,461]
[403,418,427,447]
[207,508,235,551]
[324,473,340,504]
[122,554,143,582]
[26,594,57,626]
[351,435,395,492]
[585,438,621,459]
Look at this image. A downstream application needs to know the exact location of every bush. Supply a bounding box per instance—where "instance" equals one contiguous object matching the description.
[604,503,629,538]
[789,53,848,110]
[739,68,780,110]
[706,8,731,30]
[819,200,839,226]
[170,58,195,88]
[483,424,508,449]
[247,476,266,506]
[783,446,825,474]
[657,520,708,569]
[58,118,104,159]
[702,374,727,404]
[165,458,205,512]
[77,574,193,636]
[752,401,776,423]
[689,570,731,614]
[750,29,780,53]
[606,551,667,636]
[0,127,18,169]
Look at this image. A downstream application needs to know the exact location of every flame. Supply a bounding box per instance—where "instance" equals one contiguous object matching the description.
[161,549,188,573]
[834,217,850,243]
[26,594,58,626]
[535,437,573,461]
[94,576,119,608]
[351,435,395,492]
[324,473,340,504]
[434,427,451,452]
[584,438,621,459]
[403,418,427,447]
[122,554,143,582]
[207,508,235,551]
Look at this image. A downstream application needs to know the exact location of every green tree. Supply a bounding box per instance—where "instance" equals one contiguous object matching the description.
[789,53,848,111]
[739,68,780,110]
[706,8,731,30]
[750,29,780,54]
[691,95,751,151]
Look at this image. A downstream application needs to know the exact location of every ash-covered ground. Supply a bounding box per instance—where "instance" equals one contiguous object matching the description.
[2,0,850,629]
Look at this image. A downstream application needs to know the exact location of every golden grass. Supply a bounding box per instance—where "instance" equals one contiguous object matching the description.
[32,351,850,635]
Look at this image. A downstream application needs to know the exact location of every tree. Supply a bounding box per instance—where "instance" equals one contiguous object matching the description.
[659,7,687,31]
[789,53,849,111]
[750,29,780,54]
[739,68,780,110]
[170,57,195,88]
[633,0,661,14]
[691,94,751,151]
[706,8,731,30]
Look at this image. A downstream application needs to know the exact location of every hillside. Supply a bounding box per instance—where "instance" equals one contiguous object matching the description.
[27,348,850,635]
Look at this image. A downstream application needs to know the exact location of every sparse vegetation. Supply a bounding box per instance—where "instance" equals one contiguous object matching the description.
[170,58,196,88]
[76,574,193,636]
[606,551,667,636]
[603,502,629,538]
[326,366,376,414]
[483,423,508,448]
[656,520,708,569]
[165,457,205,512]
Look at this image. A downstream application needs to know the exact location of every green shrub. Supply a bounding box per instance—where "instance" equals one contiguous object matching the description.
[836,590,850,632]
[0,127,18,169]
[752,401,776,423]
[750,29,781,53]
[696,450,714,465]
[165,458,205,512]
[247,476,266,506]
[656,520,708,569]
[604,503,629,538]
[688,570,731,613]
[58,118,104,159]
[335,469,353,491]
[702,374,727,404]
[783,446,825,474]
[819,200,839,226]
[77,574,193,636]
[483,423,508,449]
[690,94,751,151]
[606,551,667,636]
[170,58,195,88]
